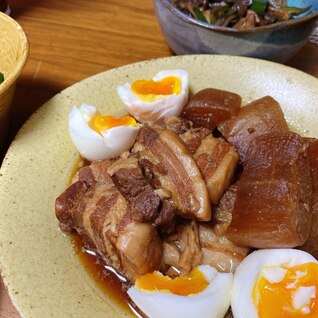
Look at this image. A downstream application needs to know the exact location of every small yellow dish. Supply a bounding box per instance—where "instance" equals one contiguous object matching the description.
[0,12,29,147]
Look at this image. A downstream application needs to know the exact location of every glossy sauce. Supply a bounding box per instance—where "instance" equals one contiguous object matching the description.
[71,233,130,308]
[71,233,145,317]
[67,157,143,317]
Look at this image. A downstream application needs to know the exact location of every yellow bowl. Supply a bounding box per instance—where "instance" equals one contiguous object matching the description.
[0,12,29,148]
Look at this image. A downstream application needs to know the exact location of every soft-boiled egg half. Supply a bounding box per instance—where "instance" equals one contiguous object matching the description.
[128,265,232,318]
[232,249,318,318]
[117,69,189,124]
[69,104,140,161]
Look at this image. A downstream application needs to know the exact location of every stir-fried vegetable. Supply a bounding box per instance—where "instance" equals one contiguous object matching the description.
[0,72,4,84]
[194,6,208,22]
[251,0,267,15]
[173,0,312,30]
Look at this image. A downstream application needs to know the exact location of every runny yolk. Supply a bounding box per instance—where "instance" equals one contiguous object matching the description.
[253,262,318,317]
[131,76,182,102]
[135,268,209,296]
[89,114,138,135]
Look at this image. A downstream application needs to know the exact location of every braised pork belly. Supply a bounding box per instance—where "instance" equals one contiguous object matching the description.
[218,96,289,161]
[163,117,239,205]
[56,91,316,289]
[213,184,237,236]
[56,159,162,281]
[134,125,212,221]
[56,117,243,281]
[300,139,318,258]
[161,220,248,276]
[161,220,203,277]
[163,116,211,154]
[107,157,161,223]
[199,223,249,273]
[194,135,239,204]
[227,132,312,248]
[182,88,242,130]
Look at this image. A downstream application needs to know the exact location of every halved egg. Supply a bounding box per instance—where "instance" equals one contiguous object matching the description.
[128,265,232,318]
[231,249,318,318]
[69,104,140,161]
[117,69,189,124]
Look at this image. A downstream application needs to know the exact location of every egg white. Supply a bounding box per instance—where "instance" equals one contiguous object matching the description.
[128,265,232,318]
[69,104,140,161]
[117,69,189,124]
[231,249,318,318]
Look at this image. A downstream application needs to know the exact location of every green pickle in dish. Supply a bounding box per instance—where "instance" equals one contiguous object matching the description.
[173,0,312,30]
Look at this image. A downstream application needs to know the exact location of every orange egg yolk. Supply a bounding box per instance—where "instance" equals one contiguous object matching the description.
[135,268,209,296]
[89,114,138,135]
[254,262,318,317]
[131,76,181,102]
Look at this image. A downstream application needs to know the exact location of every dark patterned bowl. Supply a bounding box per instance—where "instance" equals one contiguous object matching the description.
[154,0,318,63]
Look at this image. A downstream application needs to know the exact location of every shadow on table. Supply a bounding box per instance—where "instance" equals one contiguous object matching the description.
[9,0,90,19]
[0,77,62,165]
[287,42,318,77]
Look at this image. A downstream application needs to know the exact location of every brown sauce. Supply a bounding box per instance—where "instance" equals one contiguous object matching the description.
[65,157,144,317]
[70,233,132,310]
[66,155,88,185]
[70,233,146,317]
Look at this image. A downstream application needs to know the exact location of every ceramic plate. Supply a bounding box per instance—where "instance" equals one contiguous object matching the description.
[0,55,318,318]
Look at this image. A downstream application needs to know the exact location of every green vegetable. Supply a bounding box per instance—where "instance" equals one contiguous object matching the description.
[251,0,268,15]
[281,5,312,16]
[0,72,4,84]
[193,7,208,23]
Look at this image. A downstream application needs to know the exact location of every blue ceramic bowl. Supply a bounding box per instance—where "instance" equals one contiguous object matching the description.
[154,0,318,63]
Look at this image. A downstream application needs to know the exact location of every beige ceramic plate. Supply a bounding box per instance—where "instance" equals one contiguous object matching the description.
[0,55,318,318]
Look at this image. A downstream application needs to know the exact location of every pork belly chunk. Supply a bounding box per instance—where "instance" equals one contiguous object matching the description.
[116,222,162,280]
[55,160,162,281]
[163,117,239,205]
[182,88,242,130]
[71,159,115,186]
[213,184,237,236]
[56,160,115,232]
[161,221,203,277]
[134,126,211,221]
[163,116,193,135]
[227,132,312,248]
[218,96,289,161]
[194,135,239,204]
[107,157,161,223]
[300,139,318,258]
[163,117,211,154]
[199,223,249,272]
[55,180,89,232]
[161,221,248,276]
[107,156,176,226]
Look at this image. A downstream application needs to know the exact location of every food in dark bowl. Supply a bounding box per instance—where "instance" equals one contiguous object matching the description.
[173,0,312,30]
[153,0,318,62]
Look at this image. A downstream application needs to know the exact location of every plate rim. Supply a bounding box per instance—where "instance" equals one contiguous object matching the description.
[0,54,318,318]
[2,54,318,166]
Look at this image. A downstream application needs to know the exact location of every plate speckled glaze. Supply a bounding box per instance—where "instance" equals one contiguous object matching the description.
[0,55,318,318]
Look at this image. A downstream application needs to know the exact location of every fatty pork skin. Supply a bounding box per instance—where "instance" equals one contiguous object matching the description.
[218,96,289,161]
[134,126,212,221]
[227,132,312,248]
[300,139,318,258]
[182,88,242,130]
[55,159,162,281]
